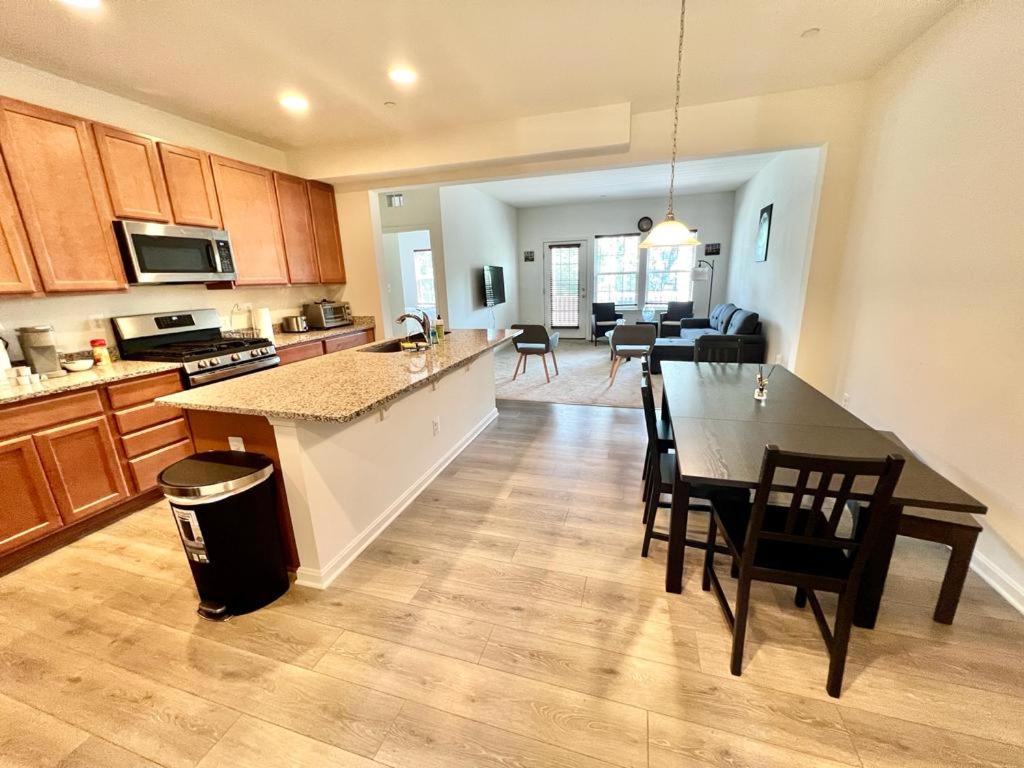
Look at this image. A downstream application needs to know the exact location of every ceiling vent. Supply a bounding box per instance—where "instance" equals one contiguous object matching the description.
[385,193,404,208]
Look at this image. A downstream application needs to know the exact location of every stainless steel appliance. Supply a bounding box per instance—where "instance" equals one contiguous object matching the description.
[281,315,308,333]
[17,326,66,377]
[303,299,352,329]
[114,220,236,284]
[113,309,279,388]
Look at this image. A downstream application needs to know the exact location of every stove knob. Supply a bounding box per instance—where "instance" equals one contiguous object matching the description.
[210,357,220,365]
[250,350,259,358]
[259,348,268,356]
[197,360,208,369]
[231,353,240,361]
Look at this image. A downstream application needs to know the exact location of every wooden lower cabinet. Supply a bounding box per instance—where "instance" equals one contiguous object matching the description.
[323,329,374,353]
[33,415,130,524]
[0,436,63,555]
[129,438,193,492]
[277,340,324,365]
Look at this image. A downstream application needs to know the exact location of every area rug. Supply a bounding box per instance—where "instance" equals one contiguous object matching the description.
[494,338,661,409]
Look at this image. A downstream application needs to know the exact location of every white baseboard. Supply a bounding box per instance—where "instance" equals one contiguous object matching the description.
[294,406,499,589]
[971,550,1024,617]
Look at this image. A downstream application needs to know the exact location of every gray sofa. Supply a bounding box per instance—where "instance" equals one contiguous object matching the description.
[649,302,766,372]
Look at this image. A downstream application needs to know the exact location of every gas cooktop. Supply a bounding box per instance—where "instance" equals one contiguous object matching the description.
[112,309,280,387]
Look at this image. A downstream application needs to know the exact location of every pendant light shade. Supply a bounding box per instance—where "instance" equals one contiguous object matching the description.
[647,0,700,250]
[639,213,700,249]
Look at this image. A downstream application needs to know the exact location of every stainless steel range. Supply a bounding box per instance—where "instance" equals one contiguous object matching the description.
[112,309,279,388]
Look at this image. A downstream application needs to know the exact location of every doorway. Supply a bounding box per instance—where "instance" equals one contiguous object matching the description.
[380,229,438,334]
[543,240,589,339]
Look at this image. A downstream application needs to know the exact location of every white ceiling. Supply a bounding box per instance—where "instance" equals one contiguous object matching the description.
[472,153,780,208]
[0,0,954,150]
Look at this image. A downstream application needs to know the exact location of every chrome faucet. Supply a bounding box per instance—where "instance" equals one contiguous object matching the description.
[395,309,432,345]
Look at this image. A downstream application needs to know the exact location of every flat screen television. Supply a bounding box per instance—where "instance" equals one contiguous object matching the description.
[480,265,506,307]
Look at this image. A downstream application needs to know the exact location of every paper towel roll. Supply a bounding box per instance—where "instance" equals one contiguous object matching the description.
[255,308,275,344]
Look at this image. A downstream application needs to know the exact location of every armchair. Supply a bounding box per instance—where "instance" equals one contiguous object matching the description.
[658,301,694,337]
[591,302,623,345]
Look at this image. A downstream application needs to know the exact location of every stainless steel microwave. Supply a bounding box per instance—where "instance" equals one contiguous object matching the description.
[114,220,236,284]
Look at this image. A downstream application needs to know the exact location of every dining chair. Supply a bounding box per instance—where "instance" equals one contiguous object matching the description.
[694,335,744,362]
[510,324,559,383]
[609,324,656,384]
[591,302,623,345]
[639,377,742,557]
[702,445,905,698]
[640,370,673,505]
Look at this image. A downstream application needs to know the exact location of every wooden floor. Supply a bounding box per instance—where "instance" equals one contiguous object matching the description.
[1,400,1022,768]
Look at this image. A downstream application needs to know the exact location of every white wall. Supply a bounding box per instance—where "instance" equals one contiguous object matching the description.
[725,148,824,366]
[516,192,736,326]
[832,0,1024,609]
[438,186,519,329]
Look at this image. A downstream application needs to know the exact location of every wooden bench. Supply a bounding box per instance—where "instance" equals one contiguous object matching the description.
[853,431,982,624]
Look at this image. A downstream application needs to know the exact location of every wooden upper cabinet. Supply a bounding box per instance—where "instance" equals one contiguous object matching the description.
[0,99,126,292]
[0,148,38,294]
[33,415,129,524]
[92,123,172,222]
[0,435,63,556]
[210,155,288,285]
[308,180,346,284]
[274,172,319,284]
[158,142,222,228]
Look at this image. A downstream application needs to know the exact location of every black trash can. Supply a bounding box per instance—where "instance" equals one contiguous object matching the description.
[158,450,288,621]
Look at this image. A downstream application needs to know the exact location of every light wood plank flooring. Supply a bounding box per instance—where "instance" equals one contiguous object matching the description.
[0,399,1021,767]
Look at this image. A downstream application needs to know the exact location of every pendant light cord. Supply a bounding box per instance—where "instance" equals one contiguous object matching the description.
[667,0,687,218]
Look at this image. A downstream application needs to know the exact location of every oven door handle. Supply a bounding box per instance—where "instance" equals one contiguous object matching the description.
[188,355,280,386]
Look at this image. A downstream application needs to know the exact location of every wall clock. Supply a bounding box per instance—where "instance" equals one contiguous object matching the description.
[637,216,654,233]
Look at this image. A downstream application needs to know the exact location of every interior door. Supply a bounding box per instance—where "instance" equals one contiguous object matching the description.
[544,241,588,339]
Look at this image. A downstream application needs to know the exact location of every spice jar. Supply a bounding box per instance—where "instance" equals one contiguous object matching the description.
[91,338,112,367]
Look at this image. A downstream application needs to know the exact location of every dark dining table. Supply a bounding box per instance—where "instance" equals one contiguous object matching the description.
[659,362,986,628]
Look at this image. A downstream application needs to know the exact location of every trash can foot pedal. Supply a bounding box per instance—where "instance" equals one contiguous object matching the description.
[197,601,230,621]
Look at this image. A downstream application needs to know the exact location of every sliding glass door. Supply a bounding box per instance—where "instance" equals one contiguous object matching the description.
[544,241,589,339]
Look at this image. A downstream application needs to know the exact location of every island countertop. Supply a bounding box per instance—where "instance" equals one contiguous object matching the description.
[158,328,519,423]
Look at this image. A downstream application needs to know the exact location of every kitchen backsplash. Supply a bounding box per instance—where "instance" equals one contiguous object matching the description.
[0,284,346,361]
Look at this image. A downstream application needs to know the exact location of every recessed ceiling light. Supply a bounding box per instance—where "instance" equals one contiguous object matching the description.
[278,92,309,113]
[388,68,418,85]
[383,101,396,108]
[800,27,821,38]
[56,0,102,9]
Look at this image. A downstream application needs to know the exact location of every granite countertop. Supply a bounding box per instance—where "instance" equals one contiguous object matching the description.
[159,328,519,423]
[273,317,376,348]
[0,359,181,406]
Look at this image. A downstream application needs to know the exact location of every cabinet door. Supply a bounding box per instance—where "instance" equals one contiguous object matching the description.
[210,155,288,285]
[0,146,38,294]
[0,435,62,556]
[158,142,222,227]
[308,180,346,284]
[274,172,319,284]
[92,123,171,222]
[34,416,130,524]
[0,99,126,292]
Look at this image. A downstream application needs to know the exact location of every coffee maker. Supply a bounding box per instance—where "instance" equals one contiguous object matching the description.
[17,326,66,378]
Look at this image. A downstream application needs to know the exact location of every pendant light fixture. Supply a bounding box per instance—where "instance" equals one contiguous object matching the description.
[640,0,701,249]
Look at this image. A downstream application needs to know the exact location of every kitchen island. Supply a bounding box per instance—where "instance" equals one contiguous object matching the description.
[159,329,518,588]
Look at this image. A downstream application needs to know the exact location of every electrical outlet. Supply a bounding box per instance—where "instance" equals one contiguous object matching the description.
[841,393,850,408]
[87,314,106,330]
[774,353,783,365]
[432,417,440,436]
[228,436,246,451]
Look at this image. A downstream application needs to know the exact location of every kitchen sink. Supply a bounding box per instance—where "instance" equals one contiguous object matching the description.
[359,331,452,353]
[360,339,408,353]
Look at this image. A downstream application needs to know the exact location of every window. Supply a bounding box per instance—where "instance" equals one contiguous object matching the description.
[548,243,581,328]
[593,234,641,308]
[644,244,697,309]
[591,231,698,309]
[412,249,436,308]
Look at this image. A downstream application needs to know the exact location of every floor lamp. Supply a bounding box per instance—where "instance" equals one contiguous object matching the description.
[694,258,715,314]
